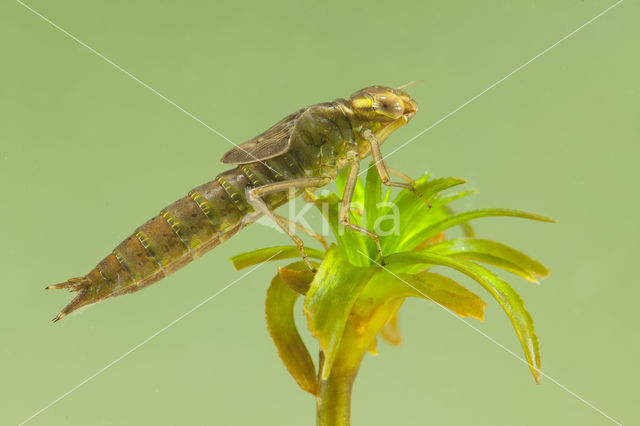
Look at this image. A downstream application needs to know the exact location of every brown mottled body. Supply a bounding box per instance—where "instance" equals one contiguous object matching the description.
[49,86,418,321]
[49,163,294,321]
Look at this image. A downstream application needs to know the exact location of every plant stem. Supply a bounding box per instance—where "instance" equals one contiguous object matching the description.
[316,369,357,426]
[315,298,402,425]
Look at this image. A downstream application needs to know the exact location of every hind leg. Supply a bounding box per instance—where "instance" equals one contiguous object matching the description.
[246,177,331,271]
[272,212,329,250]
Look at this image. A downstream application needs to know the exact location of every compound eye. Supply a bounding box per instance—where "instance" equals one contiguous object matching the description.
[377,95,403,119]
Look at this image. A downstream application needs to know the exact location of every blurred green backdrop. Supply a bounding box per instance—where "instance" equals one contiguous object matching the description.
[1,1,637,425]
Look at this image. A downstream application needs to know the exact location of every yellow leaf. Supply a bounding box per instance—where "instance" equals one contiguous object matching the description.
[266,274,317,395]
[380,312,403,346]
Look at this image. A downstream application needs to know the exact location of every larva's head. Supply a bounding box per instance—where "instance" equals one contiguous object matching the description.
[349,85,418,123]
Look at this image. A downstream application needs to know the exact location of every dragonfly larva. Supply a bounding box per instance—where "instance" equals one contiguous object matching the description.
[48,85,420,321]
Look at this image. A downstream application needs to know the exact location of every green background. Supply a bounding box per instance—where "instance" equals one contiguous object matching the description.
[1,1,637,425]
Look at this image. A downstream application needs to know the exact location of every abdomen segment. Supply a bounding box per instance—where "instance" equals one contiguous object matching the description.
[48,169,250,321]
[48,159,305,321]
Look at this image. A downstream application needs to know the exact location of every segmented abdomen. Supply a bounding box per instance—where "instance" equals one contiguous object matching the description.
[50,159,304,321]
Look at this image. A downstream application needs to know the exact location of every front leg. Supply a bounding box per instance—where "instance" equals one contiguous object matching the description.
[340,153,386,264]
[246,176,331,271]
[363,128,431,208]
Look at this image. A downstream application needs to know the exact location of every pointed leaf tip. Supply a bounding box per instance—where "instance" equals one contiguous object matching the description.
[278,261,318,295]
[388,251,541,382]
[230,245,324,270]
[429,238,550,282]
[380,313,403,346]
[394,271,487,321]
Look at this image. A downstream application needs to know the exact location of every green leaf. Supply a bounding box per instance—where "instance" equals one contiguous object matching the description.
[381,177,468,253]
[230,245,325,270]
[365,270,486,321]
[364,161,383,231]
[442,205,476,237]
[364,162,387,259]
[429,238,549,283]
[394,177,467,218]
[388,251,541,382]
[313,194,369,266]
[437,189,478,206]
[266,274,318,395]
[303,246,376,379]
[411,205,478,250]
[400,272,486,320]
[399,208,556,252]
